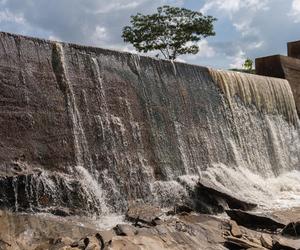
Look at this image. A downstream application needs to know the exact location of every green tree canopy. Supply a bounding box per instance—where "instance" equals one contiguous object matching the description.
[243,58,253,71]
[122,5,217,60]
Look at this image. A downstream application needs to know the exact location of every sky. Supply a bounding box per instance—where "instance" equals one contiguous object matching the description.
[0,0,299,69]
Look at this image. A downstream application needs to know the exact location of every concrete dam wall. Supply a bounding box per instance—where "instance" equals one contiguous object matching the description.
[0,32,300,216]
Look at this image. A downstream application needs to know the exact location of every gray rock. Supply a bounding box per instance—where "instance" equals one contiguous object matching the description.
[126,204,163,225]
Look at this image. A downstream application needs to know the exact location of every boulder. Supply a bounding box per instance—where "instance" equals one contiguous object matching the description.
[192,181,257,214]
[224,236,266,249]
[95,229,116,247]
[229,220,242,238]
[167,204,194,215]
[126,204,163,226]
[272,236,300,250]
[226,209,286,231]
[260,234,273,249]
[84,236,101,250]
[114,224,137,236]
[281,222,300,238]
[225,236,267,250]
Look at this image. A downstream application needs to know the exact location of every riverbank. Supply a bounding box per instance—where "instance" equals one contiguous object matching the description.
[0,205,299,250]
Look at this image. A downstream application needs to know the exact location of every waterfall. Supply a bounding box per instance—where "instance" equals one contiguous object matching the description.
[210,69,298,125]
[0,32,300,215]
[52,42,89,167]
[51,43,108,214]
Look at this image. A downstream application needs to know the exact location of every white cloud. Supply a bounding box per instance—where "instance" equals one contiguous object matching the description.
[0,9,24,24]
[91,26,109,46]
[0,0,183,50]
[229,49,246,68]
[289,0,300,22]
[200,0,269,16]
[0,0,298,69]
[181,39,216,61]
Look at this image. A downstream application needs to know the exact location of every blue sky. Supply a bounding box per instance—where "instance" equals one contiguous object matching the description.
[0,0,299,69]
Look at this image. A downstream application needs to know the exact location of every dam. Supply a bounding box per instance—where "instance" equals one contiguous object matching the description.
[0,32,300,249]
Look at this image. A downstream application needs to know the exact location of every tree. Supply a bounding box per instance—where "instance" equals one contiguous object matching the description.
[122,6,217,60]
[243,58,253,71]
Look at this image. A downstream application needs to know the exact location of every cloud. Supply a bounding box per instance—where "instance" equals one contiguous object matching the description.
[200,0,269,16]
[289,0,300,22]
[229,49,246,68]
[0,0,183,49]
[180,39,216,61]
[0,9,25,23]
[0,0,299,69]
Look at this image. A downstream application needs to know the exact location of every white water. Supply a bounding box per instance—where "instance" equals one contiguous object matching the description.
[75,166,109,215]
[201,164,300,210]
[48,45,300,215]
[52,43,109,214]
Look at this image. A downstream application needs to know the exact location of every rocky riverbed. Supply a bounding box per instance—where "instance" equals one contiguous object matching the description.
[0,205,299,250]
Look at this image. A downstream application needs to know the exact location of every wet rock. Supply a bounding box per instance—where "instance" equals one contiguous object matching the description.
[230,220,242,238]
[107,236,143,250]
[84,235,101,250]
[226,209,286,231]
[114,224,137,236]
[70,238,86,249]
[95,229,115,247]
[272,236,300,250]
[167,204,194,216]
[260,234,273,249]
[126,204,163,226]
[281,222,300,238]
[49,237,74,249]
[49,208,71,217]
[192,181,257,214]
[224,236,266,249]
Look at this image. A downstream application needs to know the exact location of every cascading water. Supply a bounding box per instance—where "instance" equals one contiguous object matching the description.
[0,32,300,218]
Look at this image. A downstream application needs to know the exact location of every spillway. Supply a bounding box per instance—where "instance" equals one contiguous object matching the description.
[0,32,299,216]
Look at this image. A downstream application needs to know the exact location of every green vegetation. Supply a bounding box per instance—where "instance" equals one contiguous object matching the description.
[122,5,217,60]
[230,58,256,74]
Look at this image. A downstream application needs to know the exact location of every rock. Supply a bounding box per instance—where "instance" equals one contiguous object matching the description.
[114,224,137,236]
[106,236,142,250]
[84,236,101,250]
[167,204,194,215]
[247,248,267,250]
[192,181,257,214]
[260,234,273,249]
[51,237,74,246]
[272,236,300,250]
[85,243,101,250]
[49,208,71,217]
[226,209,286,231]
[281,222,300,238]
[229,220,242,238]
[95,229,115,246]
[224,236,266,249]
[126,204,163,225]
[70,238,86,249]
[56,247,81,250]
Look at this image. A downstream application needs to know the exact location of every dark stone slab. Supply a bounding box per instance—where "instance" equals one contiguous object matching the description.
[288,40,300,59]
[226,209,286,232]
